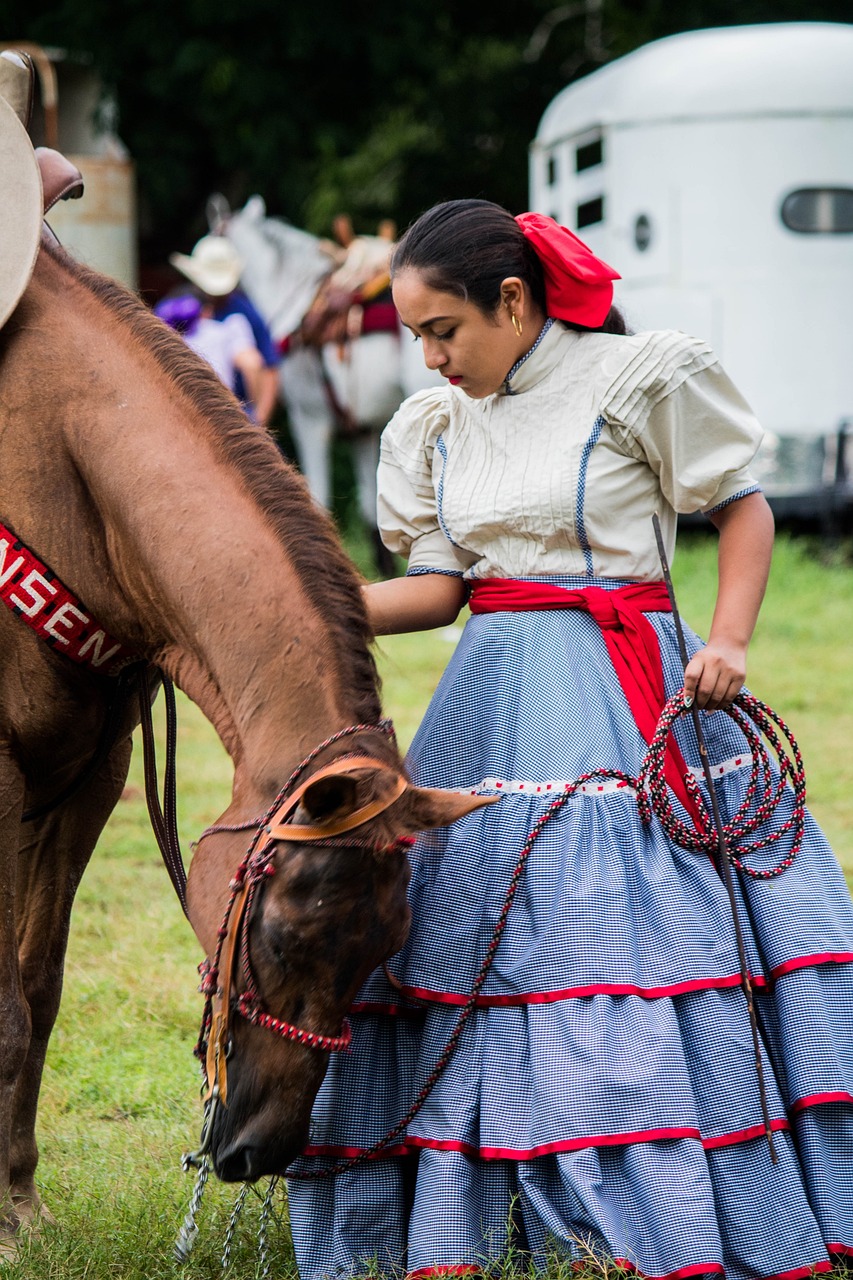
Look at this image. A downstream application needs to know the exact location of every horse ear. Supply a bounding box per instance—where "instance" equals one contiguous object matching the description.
[394,785,499,835]
[206,192,231,232]
[297,775,360,822]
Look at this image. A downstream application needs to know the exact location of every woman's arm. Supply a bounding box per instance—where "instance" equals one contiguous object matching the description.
[682,491,774,710]
[363,573,467,636]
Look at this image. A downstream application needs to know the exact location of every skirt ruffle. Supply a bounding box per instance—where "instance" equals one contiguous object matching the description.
[287,582,853,1280]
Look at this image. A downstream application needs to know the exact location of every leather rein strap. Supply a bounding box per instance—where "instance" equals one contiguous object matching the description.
[136,667,189,916]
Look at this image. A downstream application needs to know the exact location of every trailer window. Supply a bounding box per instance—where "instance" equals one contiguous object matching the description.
[575,137,603,172]
[547,155,558,186]
[577,196,604,229]
[781,188,853,234]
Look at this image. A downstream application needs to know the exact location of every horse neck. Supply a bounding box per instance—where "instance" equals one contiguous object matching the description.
[233,220,330,340]
[2,249,385,803]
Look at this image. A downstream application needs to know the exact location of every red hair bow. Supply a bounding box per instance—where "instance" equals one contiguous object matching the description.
[515,212,620,328]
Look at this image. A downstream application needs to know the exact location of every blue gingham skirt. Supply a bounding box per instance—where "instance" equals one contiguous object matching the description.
[287,580,853,1280]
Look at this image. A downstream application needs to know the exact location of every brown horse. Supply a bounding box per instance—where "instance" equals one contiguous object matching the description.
[0,236,488,1240]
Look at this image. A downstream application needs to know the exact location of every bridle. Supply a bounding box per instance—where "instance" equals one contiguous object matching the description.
[186,721,414,1164]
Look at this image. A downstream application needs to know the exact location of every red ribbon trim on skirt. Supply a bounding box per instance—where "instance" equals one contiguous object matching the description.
[468,578,702,823]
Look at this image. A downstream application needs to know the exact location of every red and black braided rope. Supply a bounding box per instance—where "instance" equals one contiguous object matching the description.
[288,688,806,1180]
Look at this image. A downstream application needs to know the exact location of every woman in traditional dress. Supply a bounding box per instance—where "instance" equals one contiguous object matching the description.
[286,199,853,1280]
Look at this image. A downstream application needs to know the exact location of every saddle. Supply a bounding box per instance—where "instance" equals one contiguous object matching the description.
[0,49,84,329]
[300,234,396,349]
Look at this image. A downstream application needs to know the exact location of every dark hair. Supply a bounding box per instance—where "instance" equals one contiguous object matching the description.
[391,198,628,335]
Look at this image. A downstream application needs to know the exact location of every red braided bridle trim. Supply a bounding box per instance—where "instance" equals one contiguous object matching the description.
[195,719,405,1075]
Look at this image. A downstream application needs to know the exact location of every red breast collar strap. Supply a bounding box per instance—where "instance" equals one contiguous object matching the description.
[0,521,136,676]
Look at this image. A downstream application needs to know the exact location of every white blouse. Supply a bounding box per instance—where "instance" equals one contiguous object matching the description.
[377,321,763,582]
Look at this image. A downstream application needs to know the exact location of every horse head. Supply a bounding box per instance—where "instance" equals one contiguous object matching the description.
[186,745,494,1182]
[216,193,333,343]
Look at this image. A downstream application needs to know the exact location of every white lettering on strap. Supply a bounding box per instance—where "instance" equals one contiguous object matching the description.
[77,630,122,669]
[0,538,25,588]
[0,521,136,676]
[44,600,89,646]
[9,569,58,618]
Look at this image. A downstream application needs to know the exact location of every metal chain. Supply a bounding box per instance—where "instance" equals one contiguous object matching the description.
[220,1181,249,1272]
[176,1166,285,1273]
[258,1176,280,1279]
[174,1154,210,1263]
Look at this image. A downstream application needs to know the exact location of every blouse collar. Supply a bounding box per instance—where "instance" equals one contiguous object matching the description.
[499,319,577,396]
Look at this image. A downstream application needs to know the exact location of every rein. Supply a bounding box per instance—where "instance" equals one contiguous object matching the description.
[283,685,806,1182]
[137,668,189,915]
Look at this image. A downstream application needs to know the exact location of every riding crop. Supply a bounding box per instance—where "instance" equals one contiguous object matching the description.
[652,511,778,1162]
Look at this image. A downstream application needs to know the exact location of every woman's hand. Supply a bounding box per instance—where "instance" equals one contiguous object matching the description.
[683,637,749,711]
[683,491,774,711]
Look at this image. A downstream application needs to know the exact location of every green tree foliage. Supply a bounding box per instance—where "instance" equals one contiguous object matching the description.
[3,0,850,261]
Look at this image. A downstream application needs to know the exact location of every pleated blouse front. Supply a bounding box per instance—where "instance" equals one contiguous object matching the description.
[377,321,764,582]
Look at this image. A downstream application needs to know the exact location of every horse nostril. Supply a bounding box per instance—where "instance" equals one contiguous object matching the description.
[215,1141,261,1183]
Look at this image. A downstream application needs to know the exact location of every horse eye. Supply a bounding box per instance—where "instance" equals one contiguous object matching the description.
[262,927,288,968]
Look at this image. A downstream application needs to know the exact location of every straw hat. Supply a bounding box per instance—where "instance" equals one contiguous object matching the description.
[169,235,243,296]
[0,54,42,328]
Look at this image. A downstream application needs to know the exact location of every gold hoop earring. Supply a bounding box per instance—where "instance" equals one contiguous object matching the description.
[511,313,523,338]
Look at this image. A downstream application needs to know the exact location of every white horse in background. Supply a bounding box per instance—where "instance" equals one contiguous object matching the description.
[209,195,441,572]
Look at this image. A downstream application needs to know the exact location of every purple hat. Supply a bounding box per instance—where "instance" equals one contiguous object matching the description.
[155,293,203,335]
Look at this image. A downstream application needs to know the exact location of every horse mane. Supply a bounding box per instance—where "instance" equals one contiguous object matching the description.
[40,239,383,726]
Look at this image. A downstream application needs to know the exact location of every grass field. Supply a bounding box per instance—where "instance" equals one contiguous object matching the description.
[5,530,853,1279]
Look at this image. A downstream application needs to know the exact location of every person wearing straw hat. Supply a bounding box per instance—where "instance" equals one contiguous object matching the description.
[169,234,279,427]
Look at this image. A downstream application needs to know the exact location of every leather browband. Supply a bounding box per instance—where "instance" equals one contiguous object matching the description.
[266,755,409,843]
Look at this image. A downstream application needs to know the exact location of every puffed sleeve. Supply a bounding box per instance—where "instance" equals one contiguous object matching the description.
[601,331,764,515]
[377,389,478,575]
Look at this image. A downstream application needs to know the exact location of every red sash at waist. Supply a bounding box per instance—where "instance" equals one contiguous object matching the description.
[468,579,701,823]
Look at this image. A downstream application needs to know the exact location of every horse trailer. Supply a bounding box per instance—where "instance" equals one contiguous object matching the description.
[530,22,853,521]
